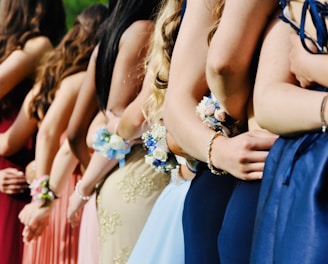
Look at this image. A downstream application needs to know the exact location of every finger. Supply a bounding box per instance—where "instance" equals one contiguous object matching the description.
[3,168,24,175]
[23,221,42,243]
[18,204,34,225]
[2,187,28,195]
[22,226,34,244]
[23,227,35,243]
[6,184,29,193]
[242,171,263,181]
[30,222,47,241]
[69,212,80,228]
[250,137,277,151]
[250,129,278,138]
[240,150,270,164]
[3,176,28,185]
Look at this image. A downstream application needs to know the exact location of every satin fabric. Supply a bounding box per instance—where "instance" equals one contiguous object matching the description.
[183,164,235,264]
[251,131,328,264]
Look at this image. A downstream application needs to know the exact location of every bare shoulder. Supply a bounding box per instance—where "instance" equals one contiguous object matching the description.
[59,71,87,92]
[121,20,154,43]
[24,36,53,54]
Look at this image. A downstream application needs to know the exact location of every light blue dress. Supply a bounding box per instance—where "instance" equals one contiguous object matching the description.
[127,173,191,264]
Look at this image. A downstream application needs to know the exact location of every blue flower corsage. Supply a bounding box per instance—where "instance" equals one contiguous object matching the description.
[92,127,131,167]
[142,123,178,174]
[196,93,238,136]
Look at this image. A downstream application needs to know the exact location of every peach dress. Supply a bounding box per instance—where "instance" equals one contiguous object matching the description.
[22,172,81,264]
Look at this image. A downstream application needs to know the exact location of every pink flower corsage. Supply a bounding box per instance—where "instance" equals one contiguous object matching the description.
[29,175,58,207]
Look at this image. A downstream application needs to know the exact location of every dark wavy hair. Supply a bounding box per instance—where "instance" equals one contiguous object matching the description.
[0,0,67,62]
[28,4,110,122]
[95,0,162,111]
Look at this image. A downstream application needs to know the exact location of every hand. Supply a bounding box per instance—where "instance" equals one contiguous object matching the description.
[67,191,88,228]
[0,168,28,194]
[212,130,278,181]
[289,34,316,88]
[25,160,36,184]
[18,202,51,243]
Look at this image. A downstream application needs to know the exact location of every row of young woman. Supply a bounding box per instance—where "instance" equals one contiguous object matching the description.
[1,0,328,263]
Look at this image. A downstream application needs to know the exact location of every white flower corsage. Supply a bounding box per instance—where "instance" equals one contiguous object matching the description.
[142,123,178,174]
[196,93,238,136]
[92,127,131,167]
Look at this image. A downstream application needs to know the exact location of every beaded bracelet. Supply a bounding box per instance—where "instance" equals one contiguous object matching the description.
[206,131,228,176]
[29,175,58,207]
[74,180,92,201]
[320,93,328,133]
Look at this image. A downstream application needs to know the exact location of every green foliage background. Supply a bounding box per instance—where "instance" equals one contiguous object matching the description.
[63,0,108,28]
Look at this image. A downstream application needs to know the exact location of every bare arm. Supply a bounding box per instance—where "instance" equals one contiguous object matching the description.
[48,139,79,196]
[0,89,38,156]
[35,72,86,177]
[164,0,219,162]
[72,21,155,188]
[19,72,85,242]
[68,113,118,227]
[109,71,153,140]
[164,0,277,180]
[67,48,98,169]
[254,18,327,135]
[67,21,154,225]
[206,0,278,122]
[0,37,52,99]
[289,34,328,88]
[106,20,153,116]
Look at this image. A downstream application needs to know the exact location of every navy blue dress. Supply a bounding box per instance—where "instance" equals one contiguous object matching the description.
[183,163,235,263]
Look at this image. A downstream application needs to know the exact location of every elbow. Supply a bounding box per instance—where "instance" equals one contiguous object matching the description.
[163,93,173,129]
[207,52,248,79]
[119,115,145,141]
[67,129,83,154]
[36,127,55,145]
[253,90,268,130]
[0,142,12,157]
[207,57,233,78]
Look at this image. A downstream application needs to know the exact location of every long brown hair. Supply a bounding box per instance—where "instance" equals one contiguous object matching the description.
[28,4,109,122]
[0,0,66,63]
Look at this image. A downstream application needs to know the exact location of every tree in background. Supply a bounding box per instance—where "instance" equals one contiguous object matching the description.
[64,0,108,28]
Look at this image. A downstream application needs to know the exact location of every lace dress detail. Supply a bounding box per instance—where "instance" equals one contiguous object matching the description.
[97,144,169,264]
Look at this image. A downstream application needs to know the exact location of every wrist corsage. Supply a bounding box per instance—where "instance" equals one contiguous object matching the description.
[142,123,178,174]
[196,93,238,176]
[92,127,131,167]
[29,175,58,207]
[196,93,238,136]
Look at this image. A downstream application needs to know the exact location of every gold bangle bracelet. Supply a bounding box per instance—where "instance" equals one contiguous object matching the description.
[320,93,328,133]
[206,131,228,176]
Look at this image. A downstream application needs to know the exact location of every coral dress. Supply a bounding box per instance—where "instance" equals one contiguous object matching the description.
[22,133,81,264]
[22,171,81,264]
[0,82,35,264]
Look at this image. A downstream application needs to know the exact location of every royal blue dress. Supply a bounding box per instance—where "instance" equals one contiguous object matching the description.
[251,1,328,262]
[251,123,328,264]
